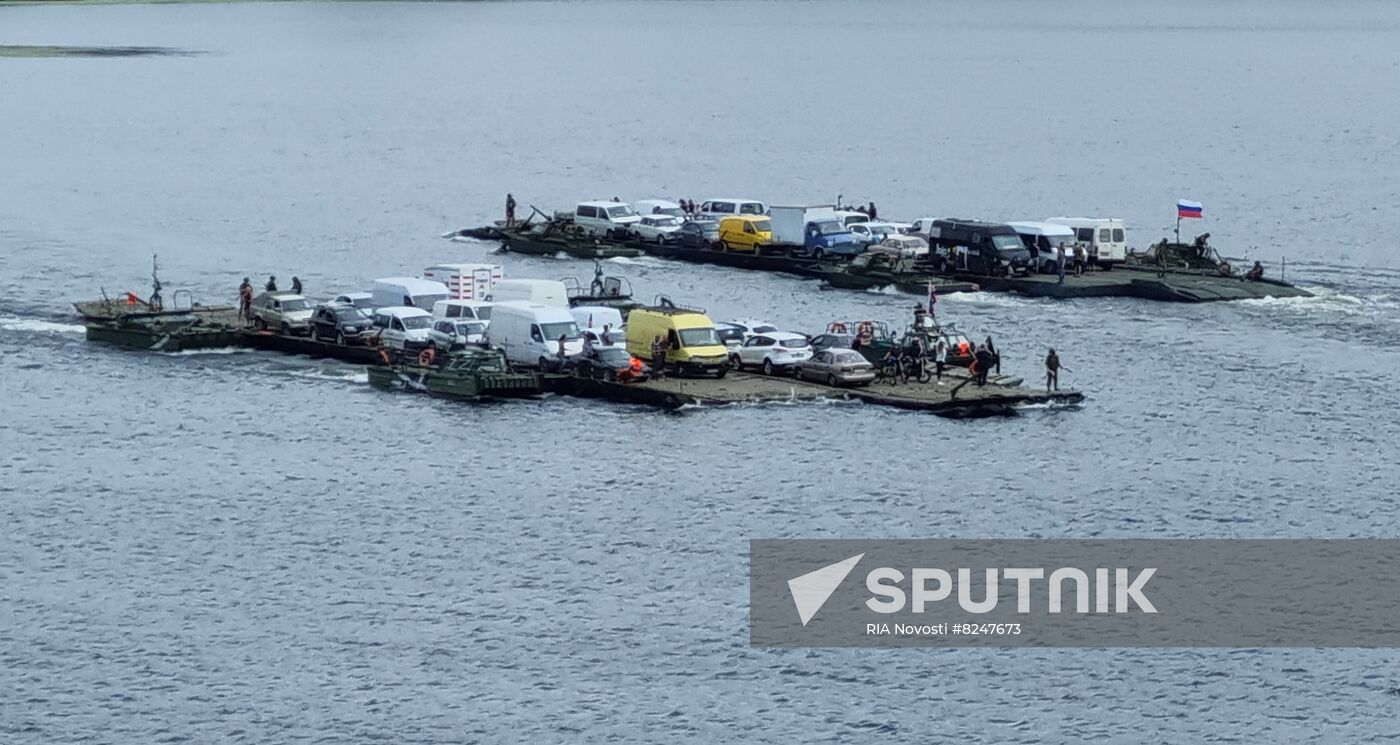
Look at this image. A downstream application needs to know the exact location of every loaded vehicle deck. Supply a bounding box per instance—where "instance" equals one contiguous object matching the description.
[453,223,1311,303]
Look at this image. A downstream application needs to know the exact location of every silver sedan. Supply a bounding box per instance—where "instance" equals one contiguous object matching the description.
[795,348,876,387]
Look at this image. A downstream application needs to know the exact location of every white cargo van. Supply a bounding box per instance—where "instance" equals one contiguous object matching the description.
[698,198,768,218]
[488,301,584,369]
[431,299,493,322]
[574,201,641,237]
[1007,221,1078,273]
[422,263,502,301]
[370,277,450,311]
[487,278,568,309]
[1045,217,1127,268]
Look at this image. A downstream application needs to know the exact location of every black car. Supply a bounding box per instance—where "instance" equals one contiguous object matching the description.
[574,346,649,382]
[671,220,721,250]
[310,303,375,345]
[809,333,857,354]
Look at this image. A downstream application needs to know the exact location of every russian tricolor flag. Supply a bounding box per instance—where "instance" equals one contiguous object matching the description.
[1177,199,1203,219]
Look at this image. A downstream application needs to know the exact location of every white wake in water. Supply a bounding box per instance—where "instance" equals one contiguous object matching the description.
[0,314,85,335]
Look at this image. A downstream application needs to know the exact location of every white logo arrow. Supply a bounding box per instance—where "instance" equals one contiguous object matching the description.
[787,553,864,626]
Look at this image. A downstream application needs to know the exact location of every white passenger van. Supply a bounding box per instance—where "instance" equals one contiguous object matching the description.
[574,201,641,237]
[1045,217,1128,268]
[431,299,494,322]
[633,199,686,218]
[486,278,568,309]
[370,277,450,311]
[370,306,434,352]
[1007,221,1078,273]
[487,301,584,369]
[422,263,502,301]
[698,198,768,218]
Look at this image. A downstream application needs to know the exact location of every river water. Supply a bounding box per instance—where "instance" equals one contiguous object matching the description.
[3,1,1400,742]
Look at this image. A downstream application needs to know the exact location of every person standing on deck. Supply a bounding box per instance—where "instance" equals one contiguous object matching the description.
[1045,348,1068,392]
[600,324,613,346]
[266,275,278,292]
[505,193,517,227]
[974,344,993,386]
[651,335,667,379]
[291,276,303,295]
[933,338,948,382]
[985,336,1000,375]
[556,334,569,370]
[868,202,878,220]
[238,278,253,321]
[1056,244,1066,284]
[1073,243,1086,276]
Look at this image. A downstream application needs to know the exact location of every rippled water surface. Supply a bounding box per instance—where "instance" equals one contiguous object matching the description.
[4,1,1400,742]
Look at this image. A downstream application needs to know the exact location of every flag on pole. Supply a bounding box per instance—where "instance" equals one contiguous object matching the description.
[1177,200,1203,219]
[927,281,938,316]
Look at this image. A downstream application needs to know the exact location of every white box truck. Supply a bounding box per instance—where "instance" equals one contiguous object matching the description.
[769,205,838,248]
[423,263,502,301]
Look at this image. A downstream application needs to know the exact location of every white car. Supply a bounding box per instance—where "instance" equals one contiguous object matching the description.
[631,214,685,243]
[727,319,780,340]
[737,331,813,376]
[633,199,686,219]
[848,222,902,246]
[371,306,434,352]
[879,234,930,257]
[714,322,747,358]
[332,292,375,315]
[428,318,488,351]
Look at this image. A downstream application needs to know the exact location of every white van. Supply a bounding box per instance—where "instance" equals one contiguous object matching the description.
[835,210,870,227]
[698,198,768,218]
[633,199,686,218]
[370,306,434,352]
[908,217,939,238]
[570,305,625,347]
[1045,217,1128,267]
[1007,221,1078,273]
[422,263,502,301]
[371,277,450,311]
[574,201,641,237]
[487,278,568,308]
[431,299,494,322]
[488,301,584,368]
